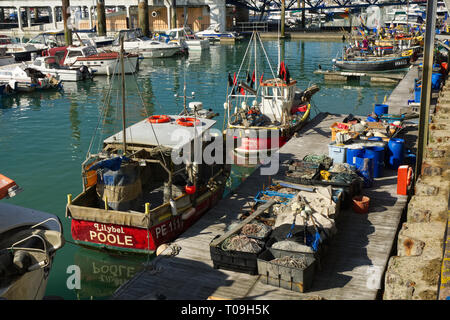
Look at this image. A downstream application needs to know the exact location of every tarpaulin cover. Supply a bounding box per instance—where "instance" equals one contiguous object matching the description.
[96,162,142,211]
[90,156,129,172]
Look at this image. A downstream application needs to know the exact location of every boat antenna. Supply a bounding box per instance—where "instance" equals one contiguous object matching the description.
[277,18,281,73]
[120,36,127,155]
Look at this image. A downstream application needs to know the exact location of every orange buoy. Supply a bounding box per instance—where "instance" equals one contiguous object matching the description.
[176,117,201,127]
[397,165,413,195]
[147,115,171,123]
[352,195,370,214]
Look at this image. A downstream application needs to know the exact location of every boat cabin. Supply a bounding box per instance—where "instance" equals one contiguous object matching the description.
[113,28,151,46]
[32,56,62,69]
[259,78,297,122]
[27,30,66,48]
[63,46,99,65]
[167,27,197,40]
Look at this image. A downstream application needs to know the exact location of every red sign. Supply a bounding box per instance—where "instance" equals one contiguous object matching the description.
[71,219,155,251]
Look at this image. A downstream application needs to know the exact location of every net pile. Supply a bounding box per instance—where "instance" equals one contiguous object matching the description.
[241,221,272,239]
[270,255,309,269]
[221,235,264,253]
[302,154,333,170]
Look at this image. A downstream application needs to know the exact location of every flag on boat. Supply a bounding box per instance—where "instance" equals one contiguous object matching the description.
[250,70,255,88]
[278,61,291,84]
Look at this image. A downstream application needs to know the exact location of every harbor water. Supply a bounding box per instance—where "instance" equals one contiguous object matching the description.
[0,39,396,300]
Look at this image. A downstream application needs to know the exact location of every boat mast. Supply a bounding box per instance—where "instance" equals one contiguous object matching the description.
[120,36,127,155]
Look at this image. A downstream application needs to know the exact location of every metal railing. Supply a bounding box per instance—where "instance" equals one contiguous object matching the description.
[235,21,268,33]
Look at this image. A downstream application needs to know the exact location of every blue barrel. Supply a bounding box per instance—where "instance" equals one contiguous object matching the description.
[431,73,442,90]
[387,138,405,169]
[414,86,421,102]
[346,147,364,166]
[364,146,385,178]
[374,104,389,117]
[355,157,373,188]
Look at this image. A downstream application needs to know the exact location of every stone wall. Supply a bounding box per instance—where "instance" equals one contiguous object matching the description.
[383,77,450,300]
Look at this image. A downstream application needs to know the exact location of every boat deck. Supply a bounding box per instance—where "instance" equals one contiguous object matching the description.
[112,112,414,300]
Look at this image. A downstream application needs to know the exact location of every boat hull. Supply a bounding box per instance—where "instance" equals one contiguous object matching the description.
[71,56,139,75]
[70,185,225,254]
[335,56,411,71]
[138,47,181,58]
[230,105,310,158]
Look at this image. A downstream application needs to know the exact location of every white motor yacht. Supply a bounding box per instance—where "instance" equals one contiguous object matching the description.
[110,28,182,58]
[166,27,210,51]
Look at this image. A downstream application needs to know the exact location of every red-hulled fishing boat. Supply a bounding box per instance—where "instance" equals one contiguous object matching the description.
[66,40,230,254]
[225,32,319,162]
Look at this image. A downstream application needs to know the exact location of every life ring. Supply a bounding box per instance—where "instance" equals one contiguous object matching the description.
[176,117,201,127]
[406,166,413,186]
[147,115,171,123]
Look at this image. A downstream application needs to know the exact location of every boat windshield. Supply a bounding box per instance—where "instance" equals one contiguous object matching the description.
[82,46,98,56]
[28,33,64,46]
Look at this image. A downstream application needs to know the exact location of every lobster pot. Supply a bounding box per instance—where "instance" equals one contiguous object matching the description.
[96,163,142,211]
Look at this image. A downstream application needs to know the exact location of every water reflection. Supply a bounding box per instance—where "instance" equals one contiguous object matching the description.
[73,248,148,300]
[69,101,81,157]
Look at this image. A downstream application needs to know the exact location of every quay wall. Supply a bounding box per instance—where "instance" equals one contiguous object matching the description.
[383,74,450,300]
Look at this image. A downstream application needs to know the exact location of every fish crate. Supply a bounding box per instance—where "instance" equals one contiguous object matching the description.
[210,240,262,275]
[330,122,352,141]
[282,171,361,202]
[288,160,323,174]
[257,248,316,293]
[209,201,275,275]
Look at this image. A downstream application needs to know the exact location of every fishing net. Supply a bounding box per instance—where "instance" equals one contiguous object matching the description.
[240,221,272,239]
[302,154,333,170]
[221,235,264,253]
[270,255,309,269]
[329,163,356,174]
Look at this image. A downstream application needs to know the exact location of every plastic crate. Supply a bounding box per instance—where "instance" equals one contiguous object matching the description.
[210,244,261,275]
[328,143,347,164]
[257,248,316,293]
[210,218,272,275]
[330,122,352,141]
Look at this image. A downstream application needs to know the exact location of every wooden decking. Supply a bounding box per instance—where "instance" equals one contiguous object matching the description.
[112,112,412,300]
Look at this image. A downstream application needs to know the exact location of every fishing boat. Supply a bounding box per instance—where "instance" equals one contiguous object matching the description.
[195,24,243,41]
[333,55,411,71]
[224,32,319,160]
[166,27,210,51]
[28,56,94,81]
[111,28,183,58]
[0,174,65,300]
[66,40,230,254]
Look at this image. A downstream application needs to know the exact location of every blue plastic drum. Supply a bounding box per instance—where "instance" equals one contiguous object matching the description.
[387,138,405,169]
[374,104,389,117]
[346,147,364,166]
[364,146,385,178]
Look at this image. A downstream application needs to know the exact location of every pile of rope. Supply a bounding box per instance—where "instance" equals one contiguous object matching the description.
[270,255,309,269]
[221,235,264,253]
[241,221,272,239]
